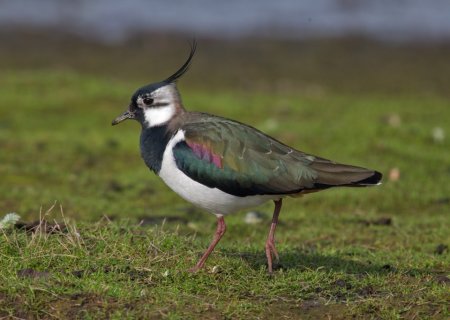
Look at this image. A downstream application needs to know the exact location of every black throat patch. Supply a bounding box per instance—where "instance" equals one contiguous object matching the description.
[140,125,173,174]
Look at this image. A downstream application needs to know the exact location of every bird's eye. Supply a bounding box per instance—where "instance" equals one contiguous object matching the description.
[143,97,154,105]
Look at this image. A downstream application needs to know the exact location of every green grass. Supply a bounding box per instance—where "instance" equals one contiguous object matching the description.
[0,35,449,319]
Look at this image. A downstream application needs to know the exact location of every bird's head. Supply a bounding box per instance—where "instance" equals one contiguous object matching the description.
[112,41,196,128]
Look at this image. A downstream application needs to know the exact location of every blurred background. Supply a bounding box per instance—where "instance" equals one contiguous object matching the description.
[0,0,449,222]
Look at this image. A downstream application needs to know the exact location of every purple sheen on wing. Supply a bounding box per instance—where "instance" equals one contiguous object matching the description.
[187,141,223,169]
[212,153,222,168]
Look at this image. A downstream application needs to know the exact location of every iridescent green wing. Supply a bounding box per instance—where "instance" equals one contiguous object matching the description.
[172,114,323,196]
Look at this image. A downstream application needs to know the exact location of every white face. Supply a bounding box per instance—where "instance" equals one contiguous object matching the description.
[136,85,177,128]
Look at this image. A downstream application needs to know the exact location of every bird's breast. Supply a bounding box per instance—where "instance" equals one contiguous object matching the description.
[139,125,172,173]
[158,130,276,215]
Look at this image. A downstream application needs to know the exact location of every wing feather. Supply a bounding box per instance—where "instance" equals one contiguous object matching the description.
[172,114,381,197]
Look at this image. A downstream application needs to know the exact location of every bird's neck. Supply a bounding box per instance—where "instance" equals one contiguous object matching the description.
[139,124,172,174]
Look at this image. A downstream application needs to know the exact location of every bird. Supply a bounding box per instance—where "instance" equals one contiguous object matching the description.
[112,41,382,273]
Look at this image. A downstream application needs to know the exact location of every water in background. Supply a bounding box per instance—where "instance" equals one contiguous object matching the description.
[1,0,450,43]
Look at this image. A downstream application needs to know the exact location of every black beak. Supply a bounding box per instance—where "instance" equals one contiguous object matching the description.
[112,108,135,126]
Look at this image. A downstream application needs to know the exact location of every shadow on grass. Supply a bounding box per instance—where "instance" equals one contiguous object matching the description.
[222,248,429,277]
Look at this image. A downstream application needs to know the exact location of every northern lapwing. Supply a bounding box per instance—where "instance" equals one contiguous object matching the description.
[112,41,382,273]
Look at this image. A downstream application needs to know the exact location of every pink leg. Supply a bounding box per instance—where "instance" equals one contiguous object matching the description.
[265,199,282,273]
[189,216,226,272]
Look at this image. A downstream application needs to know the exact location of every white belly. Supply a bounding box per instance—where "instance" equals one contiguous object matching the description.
[158,130,278,215]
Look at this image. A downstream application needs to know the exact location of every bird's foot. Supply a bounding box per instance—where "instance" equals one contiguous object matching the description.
[265,239,280,274]
[266,241,280,262]
[188,266,200,273]
[188,261,204,273]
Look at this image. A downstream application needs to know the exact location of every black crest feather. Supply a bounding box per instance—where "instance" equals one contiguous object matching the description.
[163,39,197,83]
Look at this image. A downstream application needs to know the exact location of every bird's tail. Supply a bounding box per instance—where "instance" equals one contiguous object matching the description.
[310,159,382,188]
